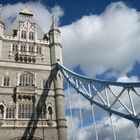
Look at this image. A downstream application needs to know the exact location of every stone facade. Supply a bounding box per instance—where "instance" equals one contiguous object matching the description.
[0,6,67,140]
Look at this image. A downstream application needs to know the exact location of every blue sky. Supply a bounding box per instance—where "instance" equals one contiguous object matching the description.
[1,0,140,140]
[2,0,140,25]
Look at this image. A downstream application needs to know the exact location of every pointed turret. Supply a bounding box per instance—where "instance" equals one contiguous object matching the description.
[0,5,3,24]
[0,4,4,59]
[0,4,4,37]
[49,14,62,64]
[50,14,59,31]
[49,14,67,140]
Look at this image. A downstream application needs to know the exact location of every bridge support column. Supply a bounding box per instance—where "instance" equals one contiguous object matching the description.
[54,71,67,140]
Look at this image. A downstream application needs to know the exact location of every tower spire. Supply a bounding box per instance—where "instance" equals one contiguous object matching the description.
[51,14,58,30]
[0,4,3,25]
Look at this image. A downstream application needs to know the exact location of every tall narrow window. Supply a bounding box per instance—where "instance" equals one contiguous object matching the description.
[12,44,18,52]
[13,30,18,37]
[3,77,10,86]
[29,32,34,40]
[21,31,26,39]
[6,107,15,118]
[21,45,26,52]
[29,46,34,53]
[48,106,53,120]
[0,105,4,119]
[37,46,41,54]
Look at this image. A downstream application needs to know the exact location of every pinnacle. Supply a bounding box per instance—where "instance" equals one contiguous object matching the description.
[0,4,4,25]
[51,14,58,30]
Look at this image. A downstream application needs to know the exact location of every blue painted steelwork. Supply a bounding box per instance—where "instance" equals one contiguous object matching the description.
[56,61,140,123]
[56,61,140,88]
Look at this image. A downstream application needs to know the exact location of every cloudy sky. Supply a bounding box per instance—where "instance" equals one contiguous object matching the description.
[1,0,140,140]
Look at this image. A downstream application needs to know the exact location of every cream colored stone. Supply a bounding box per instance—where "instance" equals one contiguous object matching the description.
[0,8,67,140]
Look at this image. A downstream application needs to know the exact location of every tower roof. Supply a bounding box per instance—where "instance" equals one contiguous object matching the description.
[51,14,57,30]
[4,10,44,39]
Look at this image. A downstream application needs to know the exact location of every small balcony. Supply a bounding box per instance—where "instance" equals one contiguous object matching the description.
[15,52,36,63]
[16,85,36,93]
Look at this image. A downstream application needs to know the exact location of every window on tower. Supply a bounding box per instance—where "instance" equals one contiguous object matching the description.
[12,44,18,52]
[18,95,35,119]
[6,106,15,119]
[48,106,53,120]
[21,31,26,39]
[18,103,34,119]
[0,105,4,119]
[20,45,26,52]
[29,46,34,53]
[29,32,34,40]
[37,46,41,54]
[3,77,10,86]
[13,30,18,37]
[20,73,34,86]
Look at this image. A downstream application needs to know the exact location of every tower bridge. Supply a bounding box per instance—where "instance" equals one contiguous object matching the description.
[0,5,140,140]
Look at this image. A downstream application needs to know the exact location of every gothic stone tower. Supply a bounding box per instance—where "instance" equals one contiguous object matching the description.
[0,6,67,140]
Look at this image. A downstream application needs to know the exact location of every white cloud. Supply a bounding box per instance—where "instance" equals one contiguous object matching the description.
[2,1,63,32]
[61,1,140,77]
[117,75,139,82]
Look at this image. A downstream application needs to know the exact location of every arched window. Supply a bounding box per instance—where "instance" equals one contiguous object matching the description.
[21,31,26,39]
[6,106,15,119]
[48,106,53,120]
[20,73,34,86]
[0,105,4,119]
[29,32,34,40]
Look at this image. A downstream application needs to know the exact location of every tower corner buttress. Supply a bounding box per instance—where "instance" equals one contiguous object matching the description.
[49,14,67,140]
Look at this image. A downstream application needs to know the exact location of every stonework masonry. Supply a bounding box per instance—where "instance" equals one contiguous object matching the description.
[0,6,67,140]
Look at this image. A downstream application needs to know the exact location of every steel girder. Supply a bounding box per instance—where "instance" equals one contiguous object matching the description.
[56,62,140,123]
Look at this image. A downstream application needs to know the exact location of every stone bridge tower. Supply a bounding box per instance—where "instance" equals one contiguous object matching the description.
[0,6,67,140]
